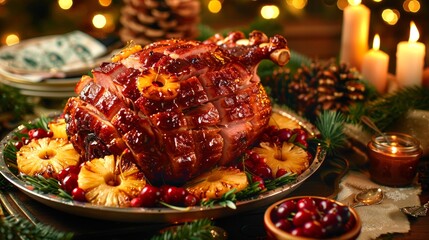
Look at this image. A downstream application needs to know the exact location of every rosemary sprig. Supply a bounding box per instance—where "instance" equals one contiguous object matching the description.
[201,189,237,209]
[0,215,74,240]
[201,172,297,209]
[23,115,51,131]
[150,218,214,240]
[21,175,72,201]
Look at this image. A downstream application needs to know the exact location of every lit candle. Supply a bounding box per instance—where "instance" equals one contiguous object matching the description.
[396,21,426,88]
[340,0,370,70]
[361,34,389,93]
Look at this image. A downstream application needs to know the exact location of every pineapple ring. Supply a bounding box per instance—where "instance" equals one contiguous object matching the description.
[269,112,301,130]
[17,137,80,178]
[185,167,248,200]
[78,155,146,207]
[137,69,180,101]
[253,142,309,177]
[48,118,68,139]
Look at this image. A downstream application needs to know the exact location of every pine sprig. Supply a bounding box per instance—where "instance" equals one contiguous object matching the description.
[314,110,347,156]
[150,218,214,240]
[21,175,72,201]
[363,86,429,131]
[0,215,73,240]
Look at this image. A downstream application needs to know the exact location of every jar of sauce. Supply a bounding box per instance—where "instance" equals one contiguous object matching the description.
[367,132,422,187]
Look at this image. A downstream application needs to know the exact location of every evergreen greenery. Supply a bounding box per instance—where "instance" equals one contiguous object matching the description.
[0,215,73,240]
[150,219,214,240]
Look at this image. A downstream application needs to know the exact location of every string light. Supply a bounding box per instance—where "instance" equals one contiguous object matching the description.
[58,0,73,10]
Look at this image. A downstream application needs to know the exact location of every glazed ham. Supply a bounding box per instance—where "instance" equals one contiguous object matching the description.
[64,31,290,185]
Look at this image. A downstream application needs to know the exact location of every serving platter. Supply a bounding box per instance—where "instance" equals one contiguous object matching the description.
[0,107,326,223]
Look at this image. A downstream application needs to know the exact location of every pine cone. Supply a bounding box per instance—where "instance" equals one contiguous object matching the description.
[119,0,200,45]
[287,61,366,119]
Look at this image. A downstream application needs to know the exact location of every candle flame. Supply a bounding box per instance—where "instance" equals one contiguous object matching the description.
[372,34,380,50]
[409,21,420,43]
[391,146,398,154]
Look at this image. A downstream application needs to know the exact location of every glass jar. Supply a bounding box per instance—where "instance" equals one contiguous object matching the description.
[367,132,422,187]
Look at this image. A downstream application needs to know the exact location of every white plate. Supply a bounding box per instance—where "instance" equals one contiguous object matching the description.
[0,31,107,81]
[0,108,326,223]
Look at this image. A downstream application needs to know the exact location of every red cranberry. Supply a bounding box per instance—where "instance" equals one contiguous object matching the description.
[161,186,187,205]
[273,200,296,220]
[293,209,318,227]
[321,211,343,235]
[139,185,161,207]
[184,194,198,207]
[275,219,292,232]
[278,128,293,142]
[130,197,143,207]
[253,164,273,180]
[252,175,265,190]
[28,128,52,139]
[297,197,317,211]
[275,168,288,178]
[71,187,86,202]
[61,173,78,193]
[303,220,325,238]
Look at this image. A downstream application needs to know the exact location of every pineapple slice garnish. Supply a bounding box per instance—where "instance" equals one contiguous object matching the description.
[252,142,309,177]
[185,167,248,200]
[111,42,142,62]
[269,112,301,130]
[48,118,68,139]
[78,155,146,207]
[17,138,80,178]
[137,69,180,100]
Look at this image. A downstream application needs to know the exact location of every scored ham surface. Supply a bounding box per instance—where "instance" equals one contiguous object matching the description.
[64,31,290,185]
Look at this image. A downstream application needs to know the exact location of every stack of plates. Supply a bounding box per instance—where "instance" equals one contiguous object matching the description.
[0,31,112,98]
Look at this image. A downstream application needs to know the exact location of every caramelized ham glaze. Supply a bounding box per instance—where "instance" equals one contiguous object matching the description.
[64,30,290,185]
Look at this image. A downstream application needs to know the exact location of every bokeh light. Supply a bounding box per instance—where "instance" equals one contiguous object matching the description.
[381,8,400,25]
[208,0,222,14]
[98,0,112,7]
[0,0,7,5]
[337,0,348,10]
[286,0,308,10]
[92,14,107,29]
[403,0,420,13]
[261,5,280,19]
[58,0,73,10]
[4,34,20,46]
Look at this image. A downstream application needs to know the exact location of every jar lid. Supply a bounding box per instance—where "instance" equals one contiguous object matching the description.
[372,132,421,153]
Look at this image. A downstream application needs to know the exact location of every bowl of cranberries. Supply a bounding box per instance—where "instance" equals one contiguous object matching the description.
[264,196,361,240]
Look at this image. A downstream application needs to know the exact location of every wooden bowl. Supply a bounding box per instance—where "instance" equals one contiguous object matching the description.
[264,196,361,240]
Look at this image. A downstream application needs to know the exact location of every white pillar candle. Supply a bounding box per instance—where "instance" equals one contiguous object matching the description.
[340,0,370,70]
[361,34,389,93]
[396,21,426,88]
